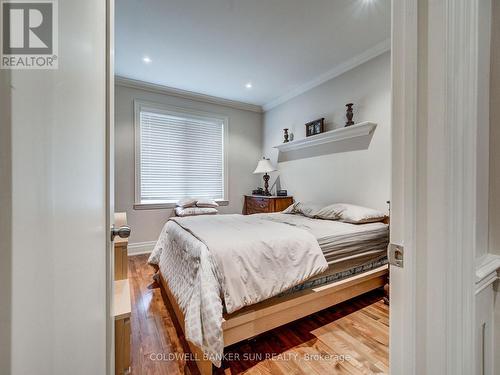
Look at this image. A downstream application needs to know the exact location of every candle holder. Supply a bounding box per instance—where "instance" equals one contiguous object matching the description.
[283,128,289,143]
[345,103,354,126]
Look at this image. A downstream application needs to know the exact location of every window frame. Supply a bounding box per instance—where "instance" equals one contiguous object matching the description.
[133,100,229,210]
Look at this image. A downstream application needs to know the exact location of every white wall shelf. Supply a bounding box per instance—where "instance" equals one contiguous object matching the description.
[273,121,377,153]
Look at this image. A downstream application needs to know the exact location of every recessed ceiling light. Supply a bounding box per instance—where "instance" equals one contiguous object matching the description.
[245,82,253,89]
[142,56,152,64]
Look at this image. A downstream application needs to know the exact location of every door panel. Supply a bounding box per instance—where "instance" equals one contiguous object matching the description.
[106,0,116,374]
[390,0,418,374]
[7,0,108,374]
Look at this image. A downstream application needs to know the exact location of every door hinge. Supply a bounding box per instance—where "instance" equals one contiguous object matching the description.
[388,243,404,268]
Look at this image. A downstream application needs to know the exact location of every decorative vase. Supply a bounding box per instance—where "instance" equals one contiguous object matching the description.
[283,128,289,143]
[345,103,354,126]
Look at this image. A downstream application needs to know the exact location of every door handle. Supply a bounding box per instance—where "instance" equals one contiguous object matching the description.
[111,225,131,241]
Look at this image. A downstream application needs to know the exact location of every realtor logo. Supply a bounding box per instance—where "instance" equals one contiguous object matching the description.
[1,0,58,69]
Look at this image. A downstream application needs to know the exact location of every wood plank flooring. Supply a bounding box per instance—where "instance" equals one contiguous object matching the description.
[129,254,389,375]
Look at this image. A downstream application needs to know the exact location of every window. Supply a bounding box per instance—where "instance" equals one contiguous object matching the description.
[134,101,227,208]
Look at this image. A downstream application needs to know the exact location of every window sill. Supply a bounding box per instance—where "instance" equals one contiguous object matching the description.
[133,200,229,211]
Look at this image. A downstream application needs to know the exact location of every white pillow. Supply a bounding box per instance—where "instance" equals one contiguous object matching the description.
[322,203,386,224]
[176,198,197,208]
[315,205,341,220]
[175,207,218,217]
[195,198,219,208]
[282,202,296,214]
[282,202,323,218]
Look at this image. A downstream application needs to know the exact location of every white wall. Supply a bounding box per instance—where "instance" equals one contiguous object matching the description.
[262,52,391,212]
[115,84,262,246]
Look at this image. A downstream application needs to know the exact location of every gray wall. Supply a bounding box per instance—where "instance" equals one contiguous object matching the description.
[262,52,391,212]
[115,84,263,245]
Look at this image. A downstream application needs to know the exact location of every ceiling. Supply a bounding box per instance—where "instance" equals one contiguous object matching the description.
[115,0,391,109]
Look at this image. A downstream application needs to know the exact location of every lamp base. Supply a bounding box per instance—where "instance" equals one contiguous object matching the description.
[263,173,271,196]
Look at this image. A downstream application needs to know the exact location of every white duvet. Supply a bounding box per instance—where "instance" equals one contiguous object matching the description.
[148,214,328,366]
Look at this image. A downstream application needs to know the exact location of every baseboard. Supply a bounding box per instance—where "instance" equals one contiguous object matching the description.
[128,241,156,256]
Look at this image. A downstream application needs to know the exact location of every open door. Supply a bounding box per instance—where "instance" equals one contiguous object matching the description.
[106,0,116,374]
[390,1,486,374]
[1,0,115,373]
[389,1,418,373]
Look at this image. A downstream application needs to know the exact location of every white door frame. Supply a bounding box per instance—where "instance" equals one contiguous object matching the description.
[391,0,481,374]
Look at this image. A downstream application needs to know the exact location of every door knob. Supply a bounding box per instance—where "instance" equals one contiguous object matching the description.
[111,225,131,241]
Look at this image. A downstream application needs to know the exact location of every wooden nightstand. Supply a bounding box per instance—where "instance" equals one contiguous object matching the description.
[243,195,294,215]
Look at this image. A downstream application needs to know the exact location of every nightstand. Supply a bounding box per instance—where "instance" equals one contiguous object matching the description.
[243,195,294,215]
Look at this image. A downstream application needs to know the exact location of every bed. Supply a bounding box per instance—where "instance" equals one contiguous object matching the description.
[148,211,389,375]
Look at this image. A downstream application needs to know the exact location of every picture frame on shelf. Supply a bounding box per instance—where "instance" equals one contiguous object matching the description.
[305,118,324,137]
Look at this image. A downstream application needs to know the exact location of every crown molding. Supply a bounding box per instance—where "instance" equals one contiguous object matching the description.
[262,38,391,112]
[115,76,263,113]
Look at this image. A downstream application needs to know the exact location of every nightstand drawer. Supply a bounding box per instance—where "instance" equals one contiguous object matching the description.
[244,195,293,215]
[246,197,271,213]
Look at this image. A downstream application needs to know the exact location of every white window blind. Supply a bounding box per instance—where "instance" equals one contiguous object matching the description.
[137,106,225,203]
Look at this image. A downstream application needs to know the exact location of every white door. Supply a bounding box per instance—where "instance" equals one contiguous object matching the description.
[390,1,485,374]
[2,0,110,374]
[389,1,417,373]
[106,0,116,374]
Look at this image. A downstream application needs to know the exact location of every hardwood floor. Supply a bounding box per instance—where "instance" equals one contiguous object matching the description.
[129,254,389,375]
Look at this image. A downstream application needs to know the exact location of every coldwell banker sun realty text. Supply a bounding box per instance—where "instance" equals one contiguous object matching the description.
[1,0,58,69]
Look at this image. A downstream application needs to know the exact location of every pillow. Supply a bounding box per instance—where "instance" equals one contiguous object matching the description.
[282,202,324,218]
[195,198,219,208]
[282,202,296,214]
[321,203,386,224]
[176,198,197,208]
[175,207,218,217]
[314,205,342,220]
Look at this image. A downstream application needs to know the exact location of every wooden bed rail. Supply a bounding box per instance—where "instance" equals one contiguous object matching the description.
[158,265,388,375]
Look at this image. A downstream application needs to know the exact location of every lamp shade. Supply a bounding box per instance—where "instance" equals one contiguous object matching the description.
[253,158,277,174]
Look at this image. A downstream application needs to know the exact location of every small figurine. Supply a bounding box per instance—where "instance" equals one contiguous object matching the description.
[345,103,354,126]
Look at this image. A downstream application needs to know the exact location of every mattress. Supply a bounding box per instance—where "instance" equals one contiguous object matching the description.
[253,213,389,265]
[279,255,388,297]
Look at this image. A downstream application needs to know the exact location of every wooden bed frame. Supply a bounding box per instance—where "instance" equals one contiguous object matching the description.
[158,264,388,375]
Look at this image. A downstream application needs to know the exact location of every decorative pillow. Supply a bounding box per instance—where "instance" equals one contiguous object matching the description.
[314,205,342,220]
[282,202,296,214]
[175,207,218,217]
[282,202,324,218]
[176,198,197,208]
[321,203,386,224]
[195,198,219,208]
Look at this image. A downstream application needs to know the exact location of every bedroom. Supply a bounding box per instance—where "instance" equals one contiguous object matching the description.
[114,0,392,374]
[3,0,499,375]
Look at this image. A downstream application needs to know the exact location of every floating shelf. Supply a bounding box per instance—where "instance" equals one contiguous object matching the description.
[274,121,377,153]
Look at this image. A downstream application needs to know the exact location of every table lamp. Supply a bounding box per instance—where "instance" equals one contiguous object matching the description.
[253,157,277,196]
